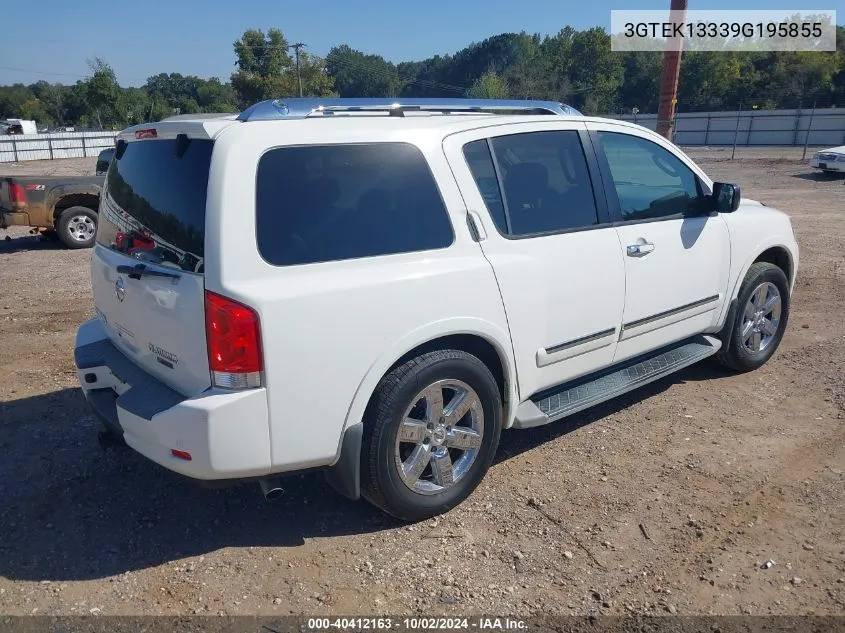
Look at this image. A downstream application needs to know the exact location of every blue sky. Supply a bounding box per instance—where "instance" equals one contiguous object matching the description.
[0,0,835,87]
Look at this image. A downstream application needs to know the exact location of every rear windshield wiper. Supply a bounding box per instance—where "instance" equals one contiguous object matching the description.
[116,263,181,280]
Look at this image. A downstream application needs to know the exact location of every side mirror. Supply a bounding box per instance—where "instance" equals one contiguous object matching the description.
[711,182,741,213]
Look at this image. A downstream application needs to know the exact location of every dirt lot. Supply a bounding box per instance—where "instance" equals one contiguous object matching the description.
[1,150,843,617]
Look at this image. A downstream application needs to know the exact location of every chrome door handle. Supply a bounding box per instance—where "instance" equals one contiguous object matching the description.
[627,242,655,257]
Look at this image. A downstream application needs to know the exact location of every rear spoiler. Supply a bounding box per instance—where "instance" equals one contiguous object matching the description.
[116,117,238,143]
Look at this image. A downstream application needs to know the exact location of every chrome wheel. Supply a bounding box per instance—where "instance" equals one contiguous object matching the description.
[67,214,96,242]
[741,282,782,353]
[394,379,484,496]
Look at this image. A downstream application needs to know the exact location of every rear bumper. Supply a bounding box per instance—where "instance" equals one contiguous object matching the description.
[1,210,31,229]
[809,159,844,171]
[74,318,272,480]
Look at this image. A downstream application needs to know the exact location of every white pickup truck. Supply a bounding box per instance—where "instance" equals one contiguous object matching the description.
[73,98,798,521]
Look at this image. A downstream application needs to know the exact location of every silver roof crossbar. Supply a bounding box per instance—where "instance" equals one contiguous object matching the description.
[236,98,583,121]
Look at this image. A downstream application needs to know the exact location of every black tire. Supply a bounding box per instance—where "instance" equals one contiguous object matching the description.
[56,206,97,249]
[714,262,790,372]
[360,349,502,522]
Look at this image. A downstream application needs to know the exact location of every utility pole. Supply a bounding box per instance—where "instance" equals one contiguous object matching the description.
[289,42,306,97]
[656,0,688,140]
[802,100,817,160]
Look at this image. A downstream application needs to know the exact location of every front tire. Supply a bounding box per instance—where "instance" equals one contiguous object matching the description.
[57,206,97,249]
[715,262,790,372]
[360,349,502,521]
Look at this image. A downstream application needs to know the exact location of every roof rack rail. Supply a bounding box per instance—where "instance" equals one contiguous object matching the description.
[237,98,583,121]
[160,113,239,122]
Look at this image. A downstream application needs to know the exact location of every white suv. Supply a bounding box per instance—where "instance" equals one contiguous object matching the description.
[74,98,799,521]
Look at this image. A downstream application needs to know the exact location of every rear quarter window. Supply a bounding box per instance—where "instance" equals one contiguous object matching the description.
[255,142,454,267]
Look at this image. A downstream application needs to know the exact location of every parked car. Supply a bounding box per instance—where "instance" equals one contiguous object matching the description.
[0,175,103,248]
[0,118,38,135]
[0,150,114,247]
[809,146,845,173]
[73,98,799,521]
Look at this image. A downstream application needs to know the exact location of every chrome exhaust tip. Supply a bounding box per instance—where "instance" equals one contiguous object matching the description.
[259,478,284,501]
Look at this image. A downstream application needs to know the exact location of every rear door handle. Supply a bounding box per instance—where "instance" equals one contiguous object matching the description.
[626,242,655,257]
[467,211,487,242]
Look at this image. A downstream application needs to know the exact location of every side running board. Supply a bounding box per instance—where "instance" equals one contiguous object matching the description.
[513,335,721,429]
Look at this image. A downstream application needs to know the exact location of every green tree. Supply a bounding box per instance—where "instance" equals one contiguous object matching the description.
[326,45,401,97]
[568,27,623,114]
[231,28,335,108]
[466,71,509,98]
[30,81,68,125]
[758,51,841,108]
[677,51,745,111]
[504,28,576,100]
[19,98,50,124]
[231,28,292,107]
[296,50,336,98]
[63,81,91,127]
[619,51,662,112]
[86,58,122,128]
[195,78,237,112]
[448,32,539,88]
[397,55,456,97]
[3,22,845,126]
[835,26,845,105]
[0,84,35,119]
[122,87,152,125]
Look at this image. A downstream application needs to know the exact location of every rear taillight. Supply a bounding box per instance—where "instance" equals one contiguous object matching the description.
[135,128,157,139]
[8,183,27,205]
[204,290,263,389]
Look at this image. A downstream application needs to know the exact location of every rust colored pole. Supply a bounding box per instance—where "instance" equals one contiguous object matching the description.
[656,0,688,140]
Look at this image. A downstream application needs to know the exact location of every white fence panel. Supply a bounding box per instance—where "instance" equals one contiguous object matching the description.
[0,131,119,163]
[610,107,845,147]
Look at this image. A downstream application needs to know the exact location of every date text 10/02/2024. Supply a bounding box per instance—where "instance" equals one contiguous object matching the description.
[306,617,528,630]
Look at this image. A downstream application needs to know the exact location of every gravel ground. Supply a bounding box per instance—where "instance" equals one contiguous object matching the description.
[1,151,843,617]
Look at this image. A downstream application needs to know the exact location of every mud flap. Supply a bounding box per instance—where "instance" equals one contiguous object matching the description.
[324,423,362,500]
[718,298,739,348]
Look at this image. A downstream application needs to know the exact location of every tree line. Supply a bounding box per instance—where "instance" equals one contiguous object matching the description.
[1,25,843,129]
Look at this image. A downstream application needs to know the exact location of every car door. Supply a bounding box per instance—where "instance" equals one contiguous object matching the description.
[443,121,626,400]
[587,122,731,362]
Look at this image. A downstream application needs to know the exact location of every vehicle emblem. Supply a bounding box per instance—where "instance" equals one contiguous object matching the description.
[115,276,126,302]
[149,342,178,366]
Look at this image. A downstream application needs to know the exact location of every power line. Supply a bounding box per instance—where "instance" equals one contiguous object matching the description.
[0,65,91,80]
[0,65,149,83]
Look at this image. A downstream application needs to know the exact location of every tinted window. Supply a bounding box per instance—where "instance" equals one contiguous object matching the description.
[97,138,212,273]
[465,131,599,236]
[598,131,702,220]
[256,143,453,266]
[462,140,507,231]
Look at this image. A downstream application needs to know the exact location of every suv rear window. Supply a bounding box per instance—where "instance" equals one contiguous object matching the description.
[256,142,454,267]
[96,138,213,273]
